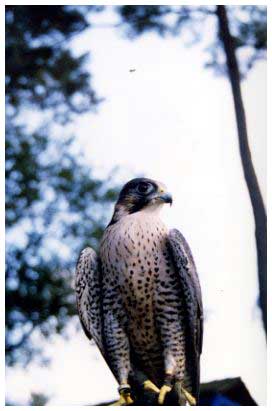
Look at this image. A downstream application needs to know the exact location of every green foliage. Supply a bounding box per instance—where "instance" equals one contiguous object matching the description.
[5,5,118,366]
[118,5,173,37]
[230,6,267,50]
[5,5,102,122]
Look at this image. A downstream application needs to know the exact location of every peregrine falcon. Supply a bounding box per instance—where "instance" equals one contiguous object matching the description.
[75,178,203,405]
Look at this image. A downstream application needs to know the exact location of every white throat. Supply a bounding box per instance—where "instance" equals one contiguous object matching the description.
[140,202,164,215]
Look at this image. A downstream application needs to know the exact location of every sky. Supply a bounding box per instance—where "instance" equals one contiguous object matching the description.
[5,7,267,406]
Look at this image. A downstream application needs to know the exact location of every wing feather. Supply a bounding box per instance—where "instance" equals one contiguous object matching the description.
[75,247,104,354]
[167,229,203,403]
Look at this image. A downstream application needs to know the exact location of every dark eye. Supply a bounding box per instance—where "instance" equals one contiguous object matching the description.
[137,182,153,194]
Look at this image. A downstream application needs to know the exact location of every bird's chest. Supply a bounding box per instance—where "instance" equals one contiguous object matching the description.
[100,213,169,305]
[100,212,179,350]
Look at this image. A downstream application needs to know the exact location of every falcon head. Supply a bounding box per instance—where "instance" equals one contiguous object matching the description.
[109,178,172,225]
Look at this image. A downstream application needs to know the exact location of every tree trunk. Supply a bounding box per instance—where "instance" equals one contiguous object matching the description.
[216,6,267,335]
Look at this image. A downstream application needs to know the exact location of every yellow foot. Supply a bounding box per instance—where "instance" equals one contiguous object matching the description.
[110,396,126,406]
[158,384,172,405]
[180,387,196,406]
[110,392,134,406]
[143,380,160,394]
[111,384,134,406]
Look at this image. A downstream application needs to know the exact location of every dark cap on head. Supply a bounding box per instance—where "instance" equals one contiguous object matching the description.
[108,178,172,226]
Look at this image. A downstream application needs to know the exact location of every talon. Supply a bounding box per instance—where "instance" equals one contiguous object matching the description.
[110,396,126,406]
[158,384,172,405]
[143,379,160,394]
[110,384,134,406]
[111,392,134,406]
[180,387,196,406]
[122,392,134,405]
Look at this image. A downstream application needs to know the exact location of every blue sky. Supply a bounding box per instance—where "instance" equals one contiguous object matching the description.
[6,7,267,405]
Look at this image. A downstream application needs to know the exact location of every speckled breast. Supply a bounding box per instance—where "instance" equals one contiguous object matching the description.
[100,211,173,352]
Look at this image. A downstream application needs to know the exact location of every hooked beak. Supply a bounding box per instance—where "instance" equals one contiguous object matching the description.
[158,192,173,206]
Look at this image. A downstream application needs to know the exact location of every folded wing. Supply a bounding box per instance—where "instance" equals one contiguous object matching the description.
[167,229,203,402]
[75,247,104,354]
